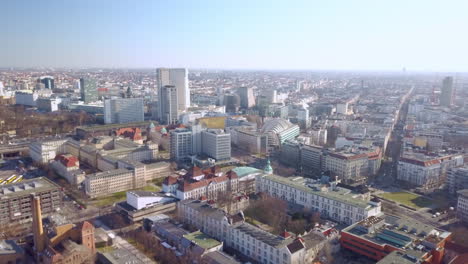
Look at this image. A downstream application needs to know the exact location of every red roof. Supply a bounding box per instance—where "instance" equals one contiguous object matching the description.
[55,154,79,168]
[280,231,291,239]
[116,127,142,141]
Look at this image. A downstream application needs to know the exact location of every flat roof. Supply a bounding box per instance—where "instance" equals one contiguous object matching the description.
[0,177,60,200]
[260,174,372,209]
[76,121,153,132]
[231,166,262,177]
[183,231,221,249]
[234,222,292,248]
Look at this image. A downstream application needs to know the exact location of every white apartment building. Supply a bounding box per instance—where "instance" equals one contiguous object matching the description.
[322,152,369,184]
[104,98,144,124]
[457,190,468,223]
[170,128,193,161]
[202,129,231,160]
[397,152,464,191]
[178,199,328,264]
[256,174,381,224]
[157,68,190,112]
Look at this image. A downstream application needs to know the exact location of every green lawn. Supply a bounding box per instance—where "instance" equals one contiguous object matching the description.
[380,191,433,209]
[92,184,160,207]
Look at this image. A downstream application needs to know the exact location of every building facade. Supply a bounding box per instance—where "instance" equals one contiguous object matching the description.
[157,68,190,114]
[202,129,231,160]
[104,98,144,124]
[80,78,98,103]
[160,85,179,125]
[457,190,468,223]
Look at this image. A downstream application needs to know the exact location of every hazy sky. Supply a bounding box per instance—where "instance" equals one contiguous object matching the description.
[1,0,468,71]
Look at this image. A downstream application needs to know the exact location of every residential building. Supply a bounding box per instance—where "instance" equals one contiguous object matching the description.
[280,140,301,169]
[202,129,231,160]
[397,151,464,191]
[341,213,452,263]
[170,128,193,161]
[256,174,382,224]
[51,154,85,185]
[457,189,468,223]
[104,98,144,124]
[160,85,179,124]
[448,167,468,195]
[178,199,329,264]
[156,68,190,114]
[0,177,63,223]
[440,76,454,107]
[80,77,98,103]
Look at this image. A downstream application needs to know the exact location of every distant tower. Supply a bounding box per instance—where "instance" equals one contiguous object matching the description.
[264,158,273,175]
[38,76,55,89]
[80,78,98,103]
[160,85,179,125]
[440,76,454,107]
[0,81,4,96]
[31,195,45,254]
[238,87,255,108]
[156,68,190,118]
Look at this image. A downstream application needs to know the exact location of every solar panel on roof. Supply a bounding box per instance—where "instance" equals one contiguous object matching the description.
[382,229,412,242]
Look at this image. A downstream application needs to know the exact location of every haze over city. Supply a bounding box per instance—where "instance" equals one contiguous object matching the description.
[1,1,468,264]
[2,0,468,71]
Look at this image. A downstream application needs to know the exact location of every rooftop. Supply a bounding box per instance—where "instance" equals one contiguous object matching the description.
[234,222,293,248]
[76,121,152,132]
[0,177,60,200]
[376,250,426,264]
[231,166,262,178]
[183,231,221,249]
[0,240,24,255]
[260,174,373,209]
[100,248,146,264]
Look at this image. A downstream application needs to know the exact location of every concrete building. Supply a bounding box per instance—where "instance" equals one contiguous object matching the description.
[80,77,98,103]
[38,76,55,89]
[160,85,179,124]
[448,167,468,195]
[297,107,310,129]
[104,98,144,124]
[280,140,301,169]
[29,138,69,164]
[238,87,255,108]
[84,168,140,198]
[440,76,454,107]
[223,93,241,113]
[202,129,231,160]
[397,152,464,191]
[51,154,85,185]
[115,191,178,223]
[36,98,59,112]
[0,240,25,264]
[15,91,38,106]
[457,189,468,223]
[156,68,190,114]
[341,213,452,263]
[309,128,327,146]
[0,177,62,223]
[170,128,193,161]
[301,144,323,177]
[256,174,381,224]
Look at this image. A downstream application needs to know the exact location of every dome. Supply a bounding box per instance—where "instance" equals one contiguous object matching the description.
[261,118,294,134]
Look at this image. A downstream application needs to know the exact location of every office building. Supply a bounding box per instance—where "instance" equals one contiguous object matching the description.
[80,78,98,103]
[156,68,189,114]
[38,76,55,89]
[238,86,255,108]
[15,91,38,106]
[115,191,177,223]
[170,128,193,161]
[440,76,454,107]
[457,190,468,223]
[224,93,241,113]
[160,85,179,124]
[36,97,59,112]
[341,213,451,263]
[448,167,468,195]
[202,129,231,160]
[0,177,63,223]
[256,174,382,224]
[104,97,144,124]
[297,107,310,129]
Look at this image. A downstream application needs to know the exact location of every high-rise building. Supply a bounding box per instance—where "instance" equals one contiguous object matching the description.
[80,78,98,103]
[160,85,179,125]
[38,76,55,89]
[202,129,231,160]
[0,81,4,96]
[156,68,189,117]
[170,128,193,161]
[224,93,241,113]
[238,86,255,108]
[104,98,144,124]
[440,76,454,107]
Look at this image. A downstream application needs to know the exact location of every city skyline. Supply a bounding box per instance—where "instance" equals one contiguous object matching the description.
[2,0,468,71]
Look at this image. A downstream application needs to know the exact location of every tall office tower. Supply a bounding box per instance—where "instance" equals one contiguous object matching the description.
[440,76,454,107]
[170,128,193,161]
[202,129,231,160]
[80,78,98,103]
[216,87,224,106]
[191,124,203,155]
[104,98,144,124]
[31,195,45,254]
[224,93,241,113]
[156,68,190,116]
[160,85,179,125]
[0,81,4,96]
[297,106,310,129]
[238,87,255,108]
[38,76,55,89]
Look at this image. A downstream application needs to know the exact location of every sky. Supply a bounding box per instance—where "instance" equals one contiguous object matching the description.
[1,0,468,71]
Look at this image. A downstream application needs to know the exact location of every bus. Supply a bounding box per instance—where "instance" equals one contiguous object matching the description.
[5,175,15,182]
[0,179,4,185]
[6,175,17,184]
[12,175,23,184]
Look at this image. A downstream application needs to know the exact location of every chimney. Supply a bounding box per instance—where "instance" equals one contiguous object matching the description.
[31,194,45,253]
